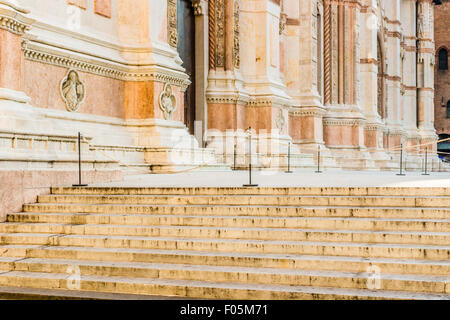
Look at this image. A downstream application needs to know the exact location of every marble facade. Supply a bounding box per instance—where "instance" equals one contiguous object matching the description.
[0,0,444,173]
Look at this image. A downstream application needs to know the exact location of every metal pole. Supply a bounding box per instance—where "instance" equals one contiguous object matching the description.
[233,142,237,170]
[315,145,322,173]
[285,142,293,173]
[396,143,405,176]
[422,147,429,175]
[73,132,88,187]
[243,128,258,187]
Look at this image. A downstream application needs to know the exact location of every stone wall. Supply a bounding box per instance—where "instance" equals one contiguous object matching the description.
[434,0,450,135]
[0,169,122,222]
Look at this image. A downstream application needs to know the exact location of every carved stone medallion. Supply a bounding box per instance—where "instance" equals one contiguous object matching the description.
[159,83,177,120]
[60,69,85,112]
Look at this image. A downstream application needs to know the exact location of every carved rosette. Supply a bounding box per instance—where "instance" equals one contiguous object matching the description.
[168,0,178,48]
[60,69,85,112]
[233,0,240,69]
[159,83,177,120]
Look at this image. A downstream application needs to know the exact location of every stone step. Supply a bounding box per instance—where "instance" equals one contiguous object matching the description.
[0,285,184,300]
[49,187,450,196]
[36,194,450,207]
[0,270,447,299]
[0,233,449,260]
[1,223,450,246]
[151,163,231,174]
[0,257,449,294]
[1,245,449,277]
[9,212,450,232]
[22,203,450,219]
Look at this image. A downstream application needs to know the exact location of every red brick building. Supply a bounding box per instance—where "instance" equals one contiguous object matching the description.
[435,0,450,156]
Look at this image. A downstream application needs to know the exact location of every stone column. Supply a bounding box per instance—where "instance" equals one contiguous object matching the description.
[206,0,250,165]
[359,0,385,157]
[322,0,371,168]
[238,0,293,169]
[287,0,326,153]
[400,0,421,153]
[382,0,405,153]
[192,0,209,147]
[416,0,438,151]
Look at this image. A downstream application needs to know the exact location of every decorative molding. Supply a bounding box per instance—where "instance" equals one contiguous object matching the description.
[159,83,177,120]
[289,107,327,117]
[22,43,191,89]
[215,0,225,68]
[60,69,85,112]
[206,93,250,105]
[208,0,215,69]
[168,0,178,48]
[323,118,364,127]
[323,0,331,104]
[0,16,29,35]
[233,0,240,69]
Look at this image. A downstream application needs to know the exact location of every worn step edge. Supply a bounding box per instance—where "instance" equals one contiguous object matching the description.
[0,271,448,300]
[1,257,450,294]
[2,245,450,275]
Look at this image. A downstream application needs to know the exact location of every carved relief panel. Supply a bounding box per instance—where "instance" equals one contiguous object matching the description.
[159,83,177,120]
[233,0,240,69]
[168,0,178,48]
[60,70,85,112]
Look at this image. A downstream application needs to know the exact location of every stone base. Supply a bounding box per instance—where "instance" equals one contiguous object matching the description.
[0,169,123,222]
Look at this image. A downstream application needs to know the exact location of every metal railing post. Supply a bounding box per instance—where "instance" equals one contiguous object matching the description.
[73,132,88,187]
[422,147,430,176]
[243,127,258,187]
[285,142,293,173]
[315,145,322,173]
[396,143,405,176]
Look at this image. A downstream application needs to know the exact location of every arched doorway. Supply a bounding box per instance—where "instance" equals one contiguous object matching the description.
[177,0,196,134]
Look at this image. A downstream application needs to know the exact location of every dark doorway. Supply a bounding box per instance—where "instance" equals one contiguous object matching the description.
[177,0,196,134]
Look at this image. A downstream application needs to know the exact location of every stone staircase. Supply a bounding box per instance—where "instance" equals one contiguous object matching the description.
[0,186,449,299]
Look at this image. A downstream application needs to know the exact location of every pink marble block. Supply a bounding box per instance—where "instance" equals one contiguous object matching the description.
[95,0,112,18]
[0,169,123,222]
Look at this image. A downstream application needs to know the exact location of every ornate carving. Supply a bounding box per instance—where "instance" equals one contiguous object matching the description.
[417,1,431,39]
[209,0,215,69]
[168,0,178,48]
[23,46,191,89]
[60,70,85,112]
[330,3,338,104]
[276,109,285,132]
[279,13,287,35]
[233,0,240,69]
[159,83,177,120]
[323,0,331,104]
[0,15,31,35]
[191,0,204,15]
[215,0,225,68]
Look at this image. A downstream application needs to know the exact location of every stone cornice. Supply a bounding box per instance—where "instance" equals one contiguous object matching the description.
[323,118,365,127]
[0,5,34,35]
[22,41,191,88]
[289,107,327,117]
[206,92,251,105]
